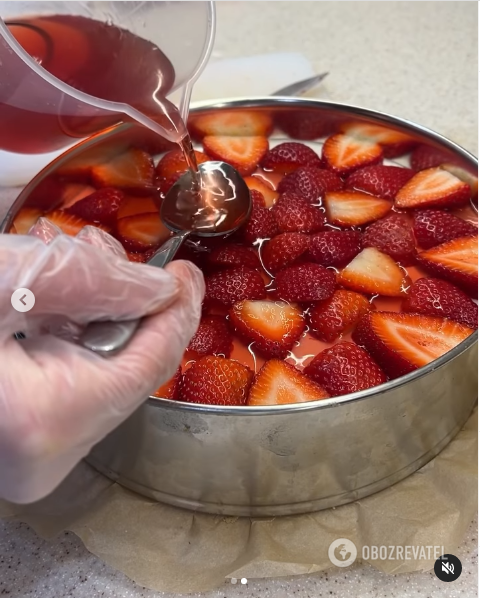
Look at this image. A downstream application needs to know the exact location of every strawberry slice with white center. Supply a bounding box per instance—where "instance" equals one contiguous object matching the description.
[91,148,155,191]
[116,212,171,252]
[229,299,305,359]
[395,167,471,209]
[340,122,415,158]
[189,111,273,138]
[324,190,392,227]
[322,133,383,175]
[203,135,269,176]
[45,210,107,236]
[248,359,329,406]
[352,311,474,379]
[12,208,43,235]
[417,236,478,297]
[338,247,411,297]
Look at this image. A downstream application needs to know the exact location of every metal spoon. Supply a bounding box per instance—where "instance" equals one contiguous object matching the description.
[79,161,251,356]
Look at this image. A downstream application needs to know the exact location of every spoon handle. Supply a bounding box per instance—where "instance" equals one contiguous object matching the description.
[79,231,190,356]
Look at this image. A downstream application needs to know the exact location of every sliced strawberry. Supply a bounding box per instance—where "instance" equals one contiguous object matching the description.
[413,210,477,249]
[395,167,471,210]
[277,166,343,205]
[362,213,416,265]
[116,212,170,252]
[68,187,124,226]
[117,195,159,219]
[261,142,322,175]
[60,184,97,209]
[340,122,415,158]
[416,236,478,297]
[261,232,310,273]
[12,208,43,235]
[179,356,253,406]
[205,266,266,307]
[324,190,392,228]
[275,110,333,141]
[187,315,233,357]
[338,247,410,297]
[410,144,452,171]
[244,176,279,208]
[441,164,478,199]
[45,211,101,236]
[202,136,269,176]
[229,299,305,359]
[189,110,273,138]
[208,244,261,270]
[126,251,148,263]
[309,289,371,342]
[403,278,478,329]
[345,165,415,200]
[91,148,155,191]
[308,230,362,268]
[275,263,336,302]
[248,359,329,406]
[242,203,279,244]
[322,134,383,175]
[249,188,267,208]
[304,342,387,396]
[155,148,209,180]
[352,311,474,378]
[152,367,182,400]
[272,191,326,233]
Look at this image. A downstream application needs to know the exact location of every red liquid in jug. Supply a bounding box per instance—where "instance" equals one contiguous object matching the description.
[1,14,191,155]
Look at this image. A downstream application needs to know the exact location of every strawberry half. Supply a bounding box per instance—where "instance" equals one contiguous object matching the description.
[179,356,253,406]
[271,191,326,233]
[395,167,471,210]
[275,263,336,303]
[249,188,267,208]
[189,110,273,138]
[242,202,279,244]
[304,342,387,397]
[208,244,261,271]
[345,165,415,200]
[362,213,416,265]
[277,166,343,205]
[187,315,233,357]
[261,142,322,174]
[416,236,478,297]
[229,299,305,359]
[338,247,410,297]
[156,148,209,179]
[261,232,310,273]
[91,148,155,191]
[68,187,124,226]
[275,110,333,141]
[309,289,371,342]
[117,195,158,219]
[308,230,362,268]
[116,212,170,252]
[441,164,478,199]
[12,208,43,235]
[203,136,269,176]
[244,176,279,207]
[205,266,266,307]
[322,134,383,175]
[410,144,452,171]
[413,210,477,249]
[45,211,102,236]
[403,278,478,329]
[152,367,182,400]
[352,311,474,378]
[324,190,392,227]
[340,122,416,158]
[248,359,329,406]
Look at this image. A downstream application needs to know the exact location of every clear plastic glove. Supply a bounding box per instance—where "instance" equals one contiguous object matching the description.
[0,223,204,504]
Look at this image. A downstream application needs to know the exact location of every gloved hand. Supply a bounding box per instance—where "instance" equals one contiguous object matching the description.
[0,221,204,504]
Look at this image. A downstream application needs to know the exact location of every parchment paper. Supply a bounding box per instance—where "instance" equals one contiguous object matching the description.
[0,410,477,594]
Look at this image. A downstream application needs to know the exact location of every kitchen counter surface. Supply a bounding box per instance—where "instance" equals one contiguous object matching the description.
[0,2,477,597]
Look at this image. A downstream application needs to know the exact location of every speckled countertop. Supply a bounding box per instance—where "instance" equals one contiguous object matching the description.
[0,2,478,597]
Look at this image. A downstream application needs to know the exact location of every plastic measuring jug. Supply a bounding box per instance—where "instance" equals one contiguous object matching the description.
[0,1,215,157]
